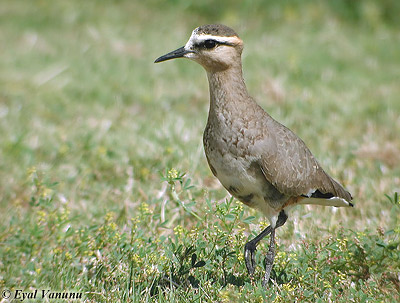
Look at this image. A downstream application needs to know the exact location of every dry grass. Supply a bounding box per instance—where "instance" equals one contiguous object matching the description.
[1,0,399,301]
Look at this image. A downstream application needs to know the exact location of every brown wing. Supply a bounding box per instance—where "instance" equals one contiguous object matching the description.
[257,116,352,202]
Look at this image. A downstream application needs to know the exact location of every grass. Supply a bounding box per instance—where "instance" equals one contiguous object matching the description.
[1,0,400,302]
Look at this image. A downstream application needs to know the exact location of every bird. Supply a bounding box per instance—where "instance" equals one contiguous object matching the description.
[154,24,353,287]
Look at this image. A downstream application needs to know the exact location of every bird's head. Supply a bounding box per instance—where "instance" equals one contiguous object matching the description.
[155,24,243,72]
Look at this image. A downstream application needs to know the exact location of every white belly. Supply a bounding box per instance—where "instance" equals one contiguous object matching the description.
[206,149,283,225]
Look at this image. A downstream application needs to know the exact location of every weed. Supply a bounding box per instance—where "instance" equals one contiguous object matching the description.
[1,0,400,302]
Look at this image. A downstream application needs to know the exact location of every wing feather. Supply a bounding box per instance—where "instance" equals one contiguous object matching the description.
[256,114,352,203]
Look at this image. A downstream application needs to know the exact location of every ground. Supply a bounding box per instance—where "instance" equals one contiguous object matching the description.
[0,0,399,302]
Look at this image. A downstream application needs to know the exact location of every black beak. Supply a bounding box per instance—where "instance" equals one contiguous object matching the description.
[154,46,190,63]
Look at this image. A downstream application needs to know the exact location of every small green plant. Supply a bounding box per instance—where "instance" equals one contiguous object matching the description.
[1,0,400,301]
[155,244,206,292]
[162,168,202,221]
[385,192,400,208]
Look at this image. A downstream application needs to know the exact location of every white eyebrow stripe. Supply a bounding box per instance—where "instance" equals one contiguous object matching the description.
[185,33,241,49]
[195,34,241,45]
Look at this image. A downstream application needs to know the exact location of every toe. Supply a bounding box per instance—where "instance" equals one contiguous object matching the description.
[244,251,255,275]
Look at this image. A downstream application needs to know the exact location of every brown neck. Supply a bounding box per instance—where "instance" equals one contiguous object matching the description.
[206,63,251,119]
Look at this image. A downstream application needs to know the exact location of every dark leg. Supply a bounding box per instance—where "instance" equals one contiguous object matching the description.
[262,228,276,286]
[244,225,272,275]
[244,211,288,282]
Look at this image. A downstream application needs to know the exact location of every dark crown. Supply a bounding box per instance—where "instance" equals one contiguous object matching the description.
[195,24,239,38]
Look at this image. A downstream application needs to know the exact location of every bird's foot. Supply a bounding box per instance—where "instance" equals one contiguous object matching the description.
[262,250,275,287]
[244,225,273,277]
[244,241,257,275]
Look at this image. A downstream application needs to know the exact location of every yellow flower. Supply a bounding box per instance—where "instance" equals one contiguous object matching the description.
[88,237,96,250]
[113,231,121,242]
[275,251,287,266]
[337,270,347,282]
[289,252,298,261]
[272,295,284,303]
[41,187,52,198]
[108,222,117,231]
[53,247,62,255]
[235,203,243,212]
[104,212,115,222]
[337,237,348,251]
[168,168,178,179]
[174,225,185,237]
[189,227,199,241]
[159,255,168,263]
[97,146,107,156]
[27,166,37,179]
[139,202,152,215]
[227,234,235,243]
[132,253,142,264]
[218,285,238,303]
[58,144,69,155]
[37,210,47,224]
[65,252,72,260]
[84,250,94,256]
[260,220,269,229]
[140,167,150,178]
[131,217,141,227]
[60,208,70,221]
[282,282,296,292]
[219,290,230,302]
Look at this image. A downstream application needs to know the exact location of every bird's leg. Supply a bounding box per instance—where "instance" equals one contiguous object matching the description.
[262,210,288,286]
[244,225,272,275]
[262,228,276,287]
[244,211,288,280]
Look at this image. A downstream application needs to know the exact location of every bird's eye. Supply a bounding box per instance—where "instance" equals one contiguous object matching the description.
[203,39,217,49]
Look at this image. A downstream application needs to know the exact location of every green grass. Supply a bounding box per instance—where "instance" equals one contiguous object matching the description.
[1,0,400,302]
